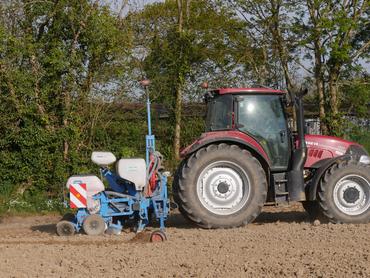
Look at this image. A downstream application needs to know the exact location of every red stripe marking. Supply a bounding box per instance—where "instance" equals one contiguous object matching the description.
[70,197,82,209]
[70,184,87,206]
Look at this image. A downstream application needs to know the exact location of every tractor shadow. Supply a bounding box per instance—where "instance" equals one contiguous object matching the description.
[255,211,311,224]
[31,223,57,235]
[165,209,312,229]
[165,212,199,229]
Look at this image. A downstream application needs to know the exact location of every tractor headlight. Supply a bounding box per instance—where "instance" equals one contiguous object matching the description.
[359,155,370,164]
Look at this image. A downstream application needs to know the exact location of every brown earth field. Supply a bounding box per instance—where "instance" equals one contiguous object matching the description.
[0,203,369,278]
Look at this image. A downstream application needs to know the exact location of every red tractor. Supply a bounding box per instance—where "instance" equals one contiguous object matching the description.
[173,87,370,228]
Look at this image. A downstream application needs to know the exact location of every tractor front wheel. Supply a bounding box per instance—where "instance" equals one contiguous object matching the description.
[173,144,267,228]
[318,160,370,223]
[302,201,327,222]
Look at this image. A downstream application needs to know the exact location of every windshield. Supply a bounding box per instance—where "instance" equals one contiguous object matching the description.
[238,95,286,134]
[237,95,289,169]
[205,95,233,131]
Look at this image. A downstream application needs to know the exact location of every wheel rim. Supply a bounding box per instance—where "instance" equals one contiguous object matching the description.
[57,221,75,236]
[333,174,370,216]
[83,215,105,235]
[196,161,250,216]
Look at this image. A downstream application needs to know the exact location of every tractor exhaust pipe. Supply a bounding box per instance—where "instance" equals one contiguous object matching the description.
[287,90,308,201]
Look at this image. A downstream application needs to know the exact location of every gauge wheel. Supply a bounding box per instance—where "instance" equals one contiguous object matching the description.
[83,214,106,235]
[150,230,167,242]
[56,220,75,236]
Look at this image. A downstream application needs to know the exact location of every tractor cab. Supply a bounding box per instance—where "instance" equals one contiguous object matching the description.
[204,88,290,171]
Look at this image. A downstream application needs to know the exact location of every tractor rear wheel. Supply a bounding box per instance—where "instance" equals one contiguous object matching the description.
[302,201,325,222]
[173,144,267,228]
[318,160,370,223]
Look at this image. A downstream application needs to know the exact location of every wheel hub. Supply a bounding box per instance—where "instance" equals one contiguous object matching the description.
[197,161,250,216]
[90,221,98,229]
[343,187,360,204]
[217,182,230,194]
[333,174,370,216]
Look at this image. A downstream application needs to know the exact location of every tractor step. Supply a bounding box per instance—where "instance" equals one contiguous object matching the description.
[276,191,289,195]
[276,179,288,183]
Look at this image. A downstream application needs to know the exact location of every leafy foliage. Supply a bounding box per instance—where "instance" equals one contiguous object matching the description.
[0,0,368,214]
[0,0,131,212]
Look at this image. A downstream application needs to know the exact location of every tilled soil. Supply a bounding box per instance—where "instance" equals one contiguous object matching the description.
[0,203,369,278]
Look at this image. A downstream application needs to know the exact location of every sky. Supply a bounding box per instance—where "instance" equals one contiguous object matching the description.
[108,0,163,16]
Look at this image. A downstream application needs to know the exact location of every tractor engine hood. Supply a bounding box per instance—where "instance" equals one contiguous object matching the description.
[304,134,369,167]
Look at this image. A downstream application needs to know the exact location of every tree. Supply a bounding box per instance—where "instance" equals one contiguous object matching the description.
[127,0,250,160]
[172,0,191,161]
[301,0,369,134]
[230,0,369,135]
[227,0,304,128]
[304,0,328,134]
[0,0,130,203]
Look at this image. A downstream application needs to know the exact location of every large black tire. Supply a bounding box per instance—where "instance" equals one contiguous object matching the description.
[302,201,326,222]
[302,201,319,219]
[318,160,370,224]
[173,144,267,228]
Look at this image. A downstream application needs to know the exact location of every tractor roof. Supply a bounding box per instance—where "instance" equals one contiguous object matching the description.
[214,88,285,95]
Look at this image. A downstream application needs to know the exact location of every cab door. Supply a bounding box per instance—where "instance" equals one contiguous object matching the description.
[237,94,290,171]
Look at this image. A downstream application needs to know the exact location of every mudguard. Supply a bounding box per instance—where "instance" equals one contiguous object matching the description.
[180,131,271,170]
[306,154,353,200]
[181,137,270,170]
